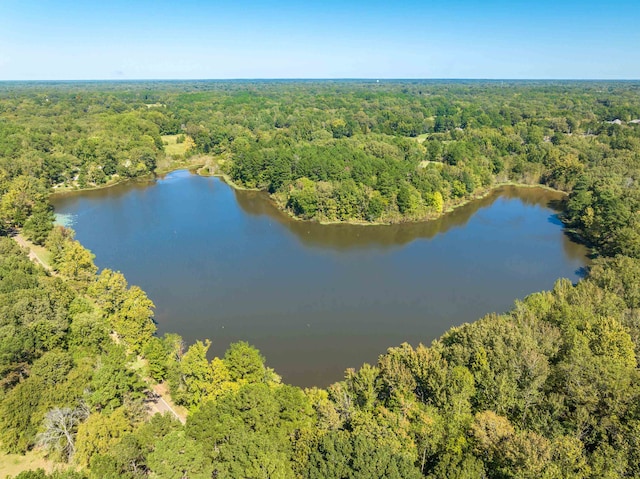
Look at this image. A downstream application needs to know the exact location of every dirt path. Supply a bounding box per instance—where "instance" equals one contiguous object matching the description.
[11,232,53,273]
[146,383,187,424]
[10,231,186,425]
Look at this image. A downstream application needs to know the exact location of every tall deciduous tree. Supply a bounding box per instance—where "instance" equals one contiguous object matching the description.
[223,341,266,384]
[23,203,55,245]
[179,339,214,406]
[147,430,213,479]
[89,346,146,412]
[88,269,128,316]
[45,226,75,268]
[110,286,156,353]
[75,408,132,467]
[0,175,48,227]
[57,240,98,283]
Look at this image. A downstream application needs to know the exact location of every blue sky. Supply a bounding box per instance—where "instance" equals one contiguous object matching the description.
[1,0,639,80]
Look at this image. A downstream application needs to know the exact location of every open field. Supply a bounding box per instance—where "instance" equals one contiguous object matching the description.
[0,450,60,478]
[418,159,443,168]
[162,134,195,157]
[155,153,219,176]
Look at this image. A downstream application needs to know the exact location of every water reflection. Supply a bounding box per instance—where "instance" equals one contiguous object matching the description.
[233,184,572,251]
[52,171,590,387]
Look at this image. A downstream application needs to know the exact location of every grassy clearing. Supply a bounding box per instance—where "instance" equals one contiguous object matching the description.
[155,153,219,176]
[162,134,195,157]
[28,242,52,268]
[418,160,443,168]
[415,133,429,143]
[0,450,59,478]
[14,233,53,270]
[129,355,146,374]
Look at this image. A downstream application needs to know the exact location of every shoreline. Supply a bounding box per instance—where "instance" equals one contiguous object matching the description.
[49,163,569,227]
[49,173,157,198]
[213,175,569,227]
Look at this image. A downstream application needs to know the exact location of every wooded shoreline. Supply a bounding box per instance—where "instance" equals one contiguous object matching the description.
[2,80,639,478]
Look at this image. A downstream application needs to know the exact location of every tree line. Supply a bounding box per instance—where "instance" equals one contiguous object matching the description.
[0,80,639,478]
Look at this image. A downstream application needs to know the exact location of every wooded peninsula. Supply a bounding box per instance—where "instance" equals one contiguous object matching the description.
[1,80,639,478]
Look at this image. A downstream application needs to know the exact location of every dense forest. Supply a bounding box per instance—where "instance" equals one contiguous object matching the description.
[1,80,640,478]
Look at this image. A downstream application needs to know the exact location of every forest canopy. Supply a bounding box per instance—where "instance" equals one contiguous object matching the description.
[1,80,640,478]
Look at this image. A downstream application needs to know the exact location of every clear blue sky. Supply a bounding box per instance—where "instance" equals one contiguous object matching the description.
[1,0,639,80]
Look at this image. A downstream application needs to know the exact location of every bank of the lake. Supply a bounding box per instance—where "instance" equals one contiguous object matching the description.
[52,156,574,230]
[52,170,589,387]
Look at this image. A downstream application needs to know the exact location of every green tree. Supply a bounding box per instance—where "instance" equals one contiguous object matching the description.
[87,269,128,316]
[0,176,48,227]
[23,203,55,245]
[304,430,421,479]
[45,226,75,269]
[57,240,98,283]
[224,341,266,383]
[75,408,132,467]
[31,350,74,387]
[287,177,318,219]
[88,345,146,412]
[177,339,216,407]
[142,336,168,382]
[0,378,43,453]
[147,430,213,479]
[110,286,156,353]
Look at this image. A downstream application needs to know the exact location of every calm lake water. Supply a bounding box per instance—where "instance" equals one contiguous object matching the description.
[52,170,589,387]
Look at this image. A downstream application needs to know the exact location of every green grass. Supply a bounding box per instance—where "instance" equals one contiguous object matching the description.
[14,233,53,271]
[155,152,216,176]
[418,160,443,168]
[162,134,195,157]
[0,450,58,478]
[30,243,52,268]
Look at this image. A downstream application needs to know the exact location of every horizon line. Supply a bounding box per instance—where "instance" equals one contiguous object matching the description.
[1,78,640,83]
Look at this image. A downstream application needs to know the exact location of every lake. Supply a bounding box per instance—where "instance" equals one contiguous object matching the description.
[52,170,589,387]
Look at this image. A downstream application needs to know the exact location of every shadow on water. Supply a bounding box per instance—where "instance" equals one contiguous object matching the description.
[547,214,563,226]
[234,185,571,251]
[547,197,567,211]
[561,228,599,260]
[51,171,592,387]
[575,266,590,280]
[51,175,158,201]
[54,174,572,253]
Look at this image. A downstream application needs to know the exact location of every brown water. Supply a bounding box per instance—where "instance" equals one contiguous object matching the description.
[52,171,589,386]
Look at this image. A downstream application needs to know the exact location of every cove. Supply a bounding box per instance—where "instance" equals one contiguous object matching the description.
[52,170,589,387]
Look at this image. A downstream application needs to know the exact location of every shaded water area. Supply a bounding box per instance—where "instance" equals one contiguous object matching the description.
[52,171,589,387]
